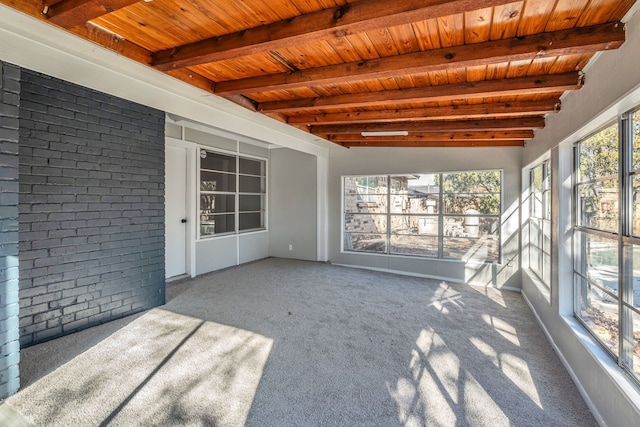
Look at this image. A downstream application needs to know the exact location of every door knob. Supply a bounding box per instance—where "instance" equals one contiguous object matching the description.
[181,219,187,223]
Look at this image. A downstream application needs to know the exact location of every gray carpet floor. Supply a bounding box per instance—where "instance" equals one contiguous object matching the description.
[7,258,596,426]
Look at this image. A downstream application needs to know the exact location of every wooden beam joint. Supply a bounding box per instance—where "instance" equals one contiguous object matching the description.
[44,0,140,28]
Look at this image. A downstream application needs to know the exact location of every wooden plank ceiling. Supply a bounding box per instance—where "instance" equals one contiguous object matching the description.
[3,0,636,148]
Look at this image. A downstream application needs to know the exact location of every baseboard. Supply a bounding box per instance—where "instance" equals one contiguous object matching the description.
[521,292,607,427]
[332,262,522,292]
[331,263,466,284]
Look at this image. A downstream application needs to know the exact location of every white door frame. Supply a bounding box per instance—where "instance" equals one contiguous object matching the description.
[166,137,197,278]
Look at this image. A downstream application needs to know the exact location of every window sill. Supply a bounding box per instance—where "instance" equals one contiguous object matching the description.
[561,314,640,420]
[340,249,466,264]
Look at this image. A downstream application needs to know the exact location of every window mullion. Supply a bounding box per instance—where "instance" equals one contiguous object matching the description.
[438,173,444,259]
[620,112,635,369]
[573,144,583,321]
[236,155,240,234]
[387,176,391,255]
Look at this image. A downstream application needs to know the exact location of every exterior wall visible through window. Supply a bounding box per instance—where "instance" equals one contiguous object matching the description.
[343,171,501,263]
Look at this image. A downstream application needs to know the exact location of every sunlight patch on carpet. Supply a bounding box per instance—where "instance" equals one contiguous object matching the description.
[8,309,272,427]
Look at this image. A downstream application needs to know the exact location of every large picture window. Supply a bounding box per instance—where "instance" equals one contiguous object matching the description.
[199,149,266,237]
[573,110,640,382]
[343,171,501,263]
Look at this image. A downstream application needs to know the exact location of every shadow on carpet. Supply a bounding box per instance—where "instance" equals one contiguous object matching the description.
[8,258,597,427]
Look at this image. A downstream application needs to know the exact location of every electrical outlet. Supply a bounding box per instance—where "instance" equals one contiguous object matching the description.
[288,244,293,251]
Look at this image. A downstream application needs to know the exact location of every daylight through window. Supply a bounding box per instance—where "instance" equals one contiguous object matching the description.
[573,109,640,382]
[343,171,501,263]
[528,161,552,289]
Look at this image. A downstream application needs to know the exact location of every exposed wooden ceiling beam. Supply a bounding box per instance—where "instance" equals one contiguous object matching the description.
[339,140,526,148]
[215,22,623,95]
[1,1,152,63]
[165,70,258,111]
[324,130,535,142]
[43,0,139,28]
[0,1,260,113]
[259,72,581,113]
[311,118,544,135]
[151,0,518,71]
[288,99,560,125]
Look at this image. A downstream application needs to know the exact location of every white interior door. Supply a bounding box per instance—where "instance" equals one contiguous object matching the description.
[165,144,188,278]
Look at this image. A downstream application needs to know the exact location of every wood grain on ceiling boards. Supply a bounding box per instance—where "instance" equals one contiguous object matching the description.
[5,0,636,148]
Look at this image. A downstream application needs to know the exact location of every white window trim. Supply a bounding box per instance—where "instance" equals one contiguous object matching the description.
[523,157,552,302]
[340,170,503,264]
[571,108,640,387]
[197,146,268,241]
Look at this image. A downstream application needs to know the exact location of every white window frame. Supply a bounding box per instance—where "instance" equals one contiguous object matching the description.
[341,170,502,263]
[198,147,268,240]
[528,159,552,292]
[572,109,640,386]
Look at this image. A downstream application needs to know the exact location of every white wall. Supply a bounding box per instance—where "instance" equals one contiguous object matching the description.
[521,7,640,426]
[328,146,522,289]
[269,148,318,261]
[166,120,273,276]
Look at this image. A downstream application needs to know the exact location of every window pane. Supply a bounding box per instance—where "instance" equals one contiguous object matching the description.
[344,233,387,253]
[441,171,501,216]
[239,175,265,193]
[390,195,438,214]
[631,110,640,171]
[531,165,543,218]
[239,157,265,176]
[544,187,551,219]
[345,194,387,214]
[443,236,499,262]
[390,215,438,236]
[239,212,263,230]
[529,162,551,288]
[629,245,640,308]
[442,171,501,193]
[390,174,439,195]
[443,194,500,215]
[575,274,619,356]
[390,234,438,257]
[344,214,387,234]
[543,219,551,286]
[574,231,619,298]
[239,195,263,212]
[530,218,543,278]
[200,214,235,236]
[444,215,499,237]
[443,216,499,261]
[577,123,618,182]
[389,176,409,194]
[201,151,236,173]
[625,307,640,378]
[344,176,388,195]
[577,180,619,231]
[200,194,235,214]
[200,171,235,192]
[632,176,640,236]
[389,215,439,256]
